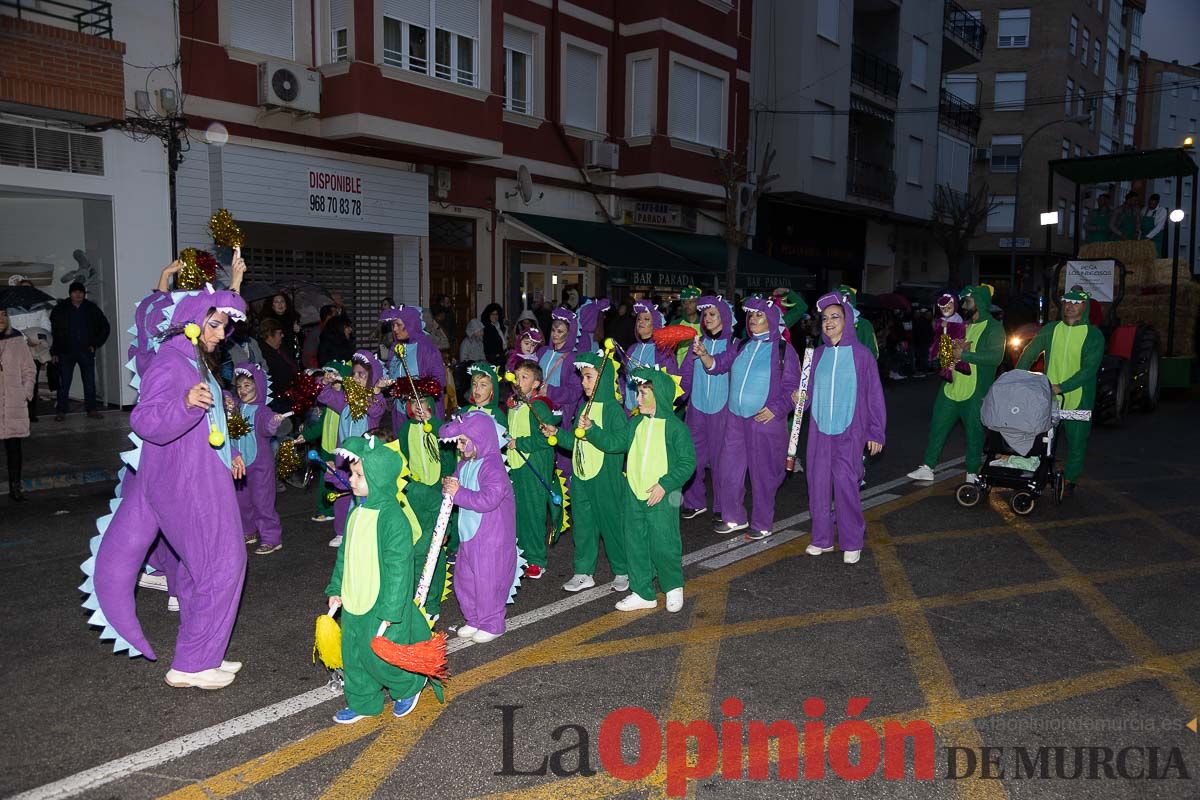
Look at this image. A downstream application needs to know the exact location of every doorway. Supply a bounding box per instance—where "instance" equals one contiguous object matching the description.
[429,214,477,350]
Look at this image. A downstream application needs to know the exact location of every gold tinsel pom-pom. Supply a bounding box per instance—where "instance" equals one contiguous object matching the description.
[937,333,955,371]
[276,440,302,480]
[226,411,252,440]
[178,248,206,290]
[208,208,244,248]
[343,378,373,420]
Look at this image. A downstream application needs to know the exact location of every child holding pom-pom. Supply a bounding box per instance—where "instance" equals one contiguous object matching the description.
[227,363,288,554]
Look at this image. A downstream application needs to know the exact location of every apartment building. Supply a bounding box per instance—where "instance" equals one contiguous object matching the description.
[750,0,985,294]
[953,0,1145,300]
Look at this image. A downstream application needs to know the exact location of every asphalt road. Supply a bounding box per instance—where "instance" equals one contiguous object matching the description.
[2,377,1198,800]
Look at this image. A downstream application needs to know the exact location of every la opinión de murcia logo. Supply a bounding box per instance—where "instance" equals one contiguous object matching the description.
[495,701,1193,797]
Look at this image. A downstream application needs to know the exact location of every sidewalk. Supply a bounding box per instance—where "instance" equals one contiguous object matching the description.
[1,408,130,496]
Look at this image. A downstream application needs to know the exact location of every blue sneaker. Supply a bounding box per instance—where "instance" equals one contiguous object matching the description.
[333,707,367,725]
[393,691,422,718]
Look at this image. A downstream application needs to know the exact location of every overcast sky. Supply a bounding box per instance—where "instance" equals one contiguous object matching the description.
[1140,0,1200,66]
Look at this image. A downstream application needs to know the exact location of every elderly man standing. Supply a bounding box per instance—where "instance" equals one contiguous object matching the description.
[50,281,110,420]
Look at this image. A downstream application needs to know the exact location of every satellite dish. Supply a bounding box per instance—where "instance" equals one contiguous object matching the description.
[517,165,534,203]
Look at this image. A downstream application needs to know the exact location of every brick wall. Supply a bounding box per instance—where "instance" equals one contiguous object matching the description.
[0,15,126,120]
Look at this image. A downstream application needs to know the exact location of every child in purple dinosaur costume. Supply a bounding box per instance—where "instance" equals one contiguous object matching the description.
[679,295,734,520]
[382,304,445,431]
[505,327,544,377]
[229,362,287,554]
[621,299,677,412]
[440,410,523,644]
[696,296,800,539]
[536,306,584,429]
[804,292,887,563]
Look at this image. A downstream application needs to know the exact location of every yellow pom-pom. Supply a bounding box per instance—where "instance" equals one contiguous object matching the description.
[275,440,302,479]
[208,208,244,248]
[313,612,342,670]
[422,422,433,433]
[208,424,225,448]
[504,371,516,384]
[574,427,585,439]
[547,435,558,446]
[184,323,201,344]
[326,491,342,504]
[603,338,616,353]
[394,343,406,358]
[177,248,205,291]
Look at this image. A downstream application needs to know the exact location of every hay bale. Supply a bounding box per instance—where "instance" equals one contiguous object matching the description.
[1077,240,1159,266]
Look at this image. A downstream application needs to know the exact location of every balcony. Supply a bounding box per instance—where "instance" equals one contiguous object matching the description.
[851,46,901,100]
[938,88,982,138]
[0,0,112,38]
[846,158,896,205]
[942,0,984,72]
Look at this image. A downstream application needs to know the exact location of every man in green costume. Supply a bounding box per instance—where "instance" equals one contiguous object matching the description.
[506,360,562,579]
[1015,290,1103,495]
[301,360,352,522]
[837,285,879,359]
[325,435,438,724]
[1109,191,1142,241]
[584,367,695,614]
[671,286,703,366]
[906,285,1004,484]
[545,351,629,594]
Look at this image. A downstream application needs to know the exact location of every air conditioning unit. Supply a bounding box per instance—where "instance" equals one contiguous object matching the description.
[585,140,619,172]
[257,60,320,114]
[974,146,991,162]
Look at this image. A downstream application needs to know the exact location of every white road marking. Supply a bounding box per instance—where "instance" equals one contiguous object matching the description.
[13,457,967,800]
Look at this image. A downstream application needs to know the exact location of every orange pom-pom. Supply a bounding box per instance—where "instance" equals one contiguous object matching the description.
[370,632,449,680]
[652,325,698,352]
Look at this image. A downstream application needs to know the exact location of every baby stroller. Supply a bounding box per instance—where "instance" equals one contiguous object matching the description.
[955,370,1091,515]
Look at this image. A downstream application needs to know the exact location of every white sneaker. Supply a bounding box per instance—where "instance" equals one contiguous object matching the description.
[562,574,595,593]
[615,593,658,611]
[167,596,179,612]
[965,472,978,484]
[456,625,478,639]
[328,535,343,548]
[471,629,499,643]
[612,574,630,592]
[665,588,684,613]
[907,465,936,481]
[221,660,243,674]
[137,573,168,592]
[164,668,235,690]
[805,544,835,556]
[843,550,862,565]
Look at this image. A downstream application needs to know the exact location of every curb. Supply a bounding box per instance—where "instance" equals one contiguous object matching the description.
[0,469,118,496]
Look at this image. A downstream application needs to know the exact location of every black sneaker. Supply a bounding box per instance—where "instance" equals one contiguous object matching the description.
[1063,482,1077,499]
[713,520,748,535]
[744,529,771,541]
[681,507,707,520]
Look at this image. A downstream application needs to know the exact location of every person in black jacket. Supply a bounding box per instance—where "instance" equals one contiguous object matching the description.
[480,303,507,367]
[318,313,355,366]
[50,281,110,420]
[257,318,299,412]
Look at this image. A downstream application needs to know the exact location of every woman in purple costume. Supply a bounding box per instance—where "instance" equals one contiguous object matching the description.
[679,296,734,521]
[621,299,676,412]
[536,306,584,477]
[804,292,886,564]
[381,305,444,432]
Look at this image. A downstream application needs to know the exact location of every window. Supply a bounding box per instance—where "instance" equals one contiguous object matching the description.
[1105,33,1118,83]
[503,25,534,114]
[1077,86,1086,119]
[1057,199,1067,235]
[987,195,1016,232]
[944,74,977,104]
[911,38,927,90]
[1069,203,1076,237]
[1193,87,1199,102]
[668,60,725,147]
[1069,15,1078,55]
[817,0,838,43]
[813,101,834,160]
[564,44,601,131]
[997,9,1030,48]
[1062,137,1071,160]
[990,134,1022,172]
[994,72,1026,111]
[1088,97,1097,130]
[906,137,923,185]
[1170,81,1178,97]
[1066,78,1074,115]
[1075,144,1082,157]
[1191,119,1198,133]
[629,55,655,136]
[1080,29,1089,66]
[1169,115,1177,130]
[382,0,479,86]
[330,0,349,62]
[937,132,971,193]
[229,0,294,60]
[1093,39,1101,74]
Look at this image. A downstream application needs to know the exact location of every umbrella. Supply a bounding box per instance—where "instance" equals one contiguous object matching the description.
[0,285,56,311]
[238,280,277,303]
[876,293,912,311]
[244,280,335,325]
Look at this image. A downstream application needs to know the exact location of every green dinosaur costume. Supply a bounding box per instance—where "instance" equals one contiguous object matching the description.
[1016,291,1104,482]
[585,367,696,602]
[301,360,353,518]
[324,435,436,716]
[507,393,561,569]
[777,289,810,331]
[919,285,1005,475]
[552,351,628,579]
[464,362,508,430]
[671,286,703,366]
[837,285,878,359]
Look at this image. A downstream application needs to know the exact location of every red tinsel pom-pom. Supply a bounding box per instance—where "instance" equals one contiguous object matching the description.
[194,249,218,281]
[282,372,323,419]
[652,324,698,352]
[370,632,449,680]
[389,376,442,402]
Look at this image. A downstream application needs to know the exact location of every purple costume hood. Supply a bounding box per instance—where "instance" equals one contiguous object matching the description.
[441,410,507,461]
[696,295,734,341]
[815,290,861,342]
[550,306,580,353]
[632,299,665,333]
[232,361,272,406]
[381,304,435,349]
[742,296,785,342]
[576,298,610,349]
[351,348,385,385]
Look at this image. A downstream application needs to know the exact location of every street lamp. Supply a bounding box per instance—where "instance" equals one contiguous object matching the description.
[1169,208,1185,223]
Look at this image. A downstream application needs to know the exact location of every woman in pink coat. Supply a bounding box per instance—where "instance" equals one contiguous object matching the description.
[0,309,37,501]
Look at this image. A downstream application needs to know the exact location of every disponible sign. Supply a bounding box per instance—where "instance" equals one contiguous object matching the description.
[307,168,364,220]
[1064,259,1116,302]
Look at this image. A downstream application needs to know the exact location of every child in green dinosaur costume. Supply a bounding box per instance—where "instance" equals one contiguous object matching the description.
[907,285,1005,484]
[1016,290,1103,493]
[325,434,437,723]
[301,360,351,522]
[543,350,630,594]
[583,366,695,614]
[506,360,562,579]
[465,362,508,430]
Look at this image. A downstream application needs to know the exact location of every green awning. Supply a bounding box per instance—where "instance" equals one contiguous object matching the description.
[1050,147,1199,184]
[503,212,696,271]
[624,226,817,291]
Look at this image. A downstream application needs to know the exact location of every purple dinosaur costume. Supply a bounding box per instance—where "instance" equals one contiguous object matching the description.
[680,296,734,516]
[440,410,522,635]
[622,300,677,411]
[319,349,388,541]
[231,362,285,549]
[576,297,610,353]
[381,305,445,432]
[707,297,801,534]
[89,287,248,670]
[537,306,584,477]
[805,292,886,552]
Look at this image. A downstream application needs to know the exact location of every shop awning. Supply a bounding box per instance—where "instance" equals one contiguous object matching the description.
[621,226,817,292]
[1049,147,1199,184]
[502,212,697,272]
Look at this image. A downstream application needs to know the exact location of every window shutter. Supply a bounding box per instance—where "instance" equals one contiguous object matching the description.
[565,45,599,130]
[383,0,430,28]
[503,24,533,55]
[669,63,698,141]
[631,57,654,136]
[944,74,976,104]
[436,0,479,38]
[997,10,1029,48]
[697,70,723,146]
[911,39,927,88]
[229,0,295,60]
[330,0,348,31]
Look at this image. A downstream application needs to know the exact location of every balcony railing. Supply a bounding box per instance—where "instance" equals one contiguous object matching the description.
[0,0,112,38]
[944,0,985,54]
[938,88,982,137]
[847,158,896,204]
[851,46,901,99]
